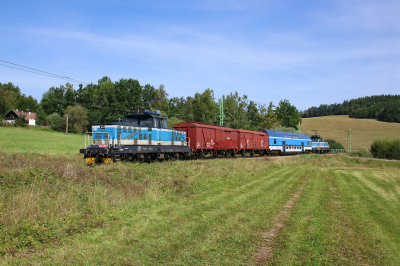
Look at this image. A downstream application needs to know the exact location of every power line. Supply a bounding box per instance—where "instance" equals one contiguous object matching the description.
[0,59,90,85]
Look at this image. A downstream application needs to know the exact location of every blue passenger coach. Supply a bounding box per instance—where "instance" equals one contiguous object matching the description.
[258,129,312,155]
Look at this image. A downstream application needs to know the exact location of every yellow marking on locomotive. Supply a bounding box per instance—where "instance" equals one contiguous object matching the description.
[86,157,96,164]
[102,158,113,164]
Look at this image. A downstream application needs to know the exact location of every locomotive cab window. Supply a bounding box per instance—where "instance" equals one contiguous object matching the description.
[140,118,153,127]
[126,118,138,125]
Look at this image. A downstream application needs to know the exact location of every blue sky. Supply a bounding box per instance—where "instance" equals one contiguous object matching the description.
[1,0,399,111]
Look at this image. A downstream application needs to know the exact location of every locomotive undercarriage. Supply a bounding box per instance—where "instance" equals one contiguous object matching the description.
[81,144,191,164]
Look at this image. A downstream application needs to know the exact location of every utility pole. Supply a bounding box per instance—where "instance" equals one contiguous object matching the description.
[219,99,223,126]
[345,129,352,153]
[64,114,70,134]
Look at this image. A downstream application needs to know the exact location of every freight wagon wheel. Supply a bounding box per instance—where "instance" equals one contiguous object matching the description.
[241,150,245,157]
[199,151,205,159]
[250,151,254,157]
[231,151,234,157]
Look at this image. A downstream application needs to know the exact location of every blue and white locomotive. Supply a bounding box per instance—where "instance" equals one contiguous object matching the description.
[310,133,329,153]
[80,107,191,163]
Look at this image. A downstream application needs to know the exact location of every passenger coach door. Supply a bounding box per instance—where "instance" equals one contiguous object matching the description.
[282,141,286,153]
[301,142,304,153]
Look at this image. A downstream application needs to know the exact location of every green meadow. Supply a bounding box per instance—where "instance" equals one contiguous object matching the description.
[1,127,400,265]
[0,127,85,154]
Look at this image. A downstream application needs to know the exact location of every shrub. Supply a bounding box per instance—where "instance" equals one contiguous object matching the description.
[325,139,345,151]
[357,147,372,158]
[47,112,66,132]
[371,139,400,160]
[15,115,28,127]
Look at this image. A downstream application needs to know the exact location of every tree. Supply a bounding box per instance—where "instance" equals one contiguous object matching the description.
[35,109,48,125]
[47,112,65,131]
[247,100,262,129]
[259,105,281,129]
[275,99,302,129]
[41,85,67,115]
[222,91,249,129]
[192,88,218,124]
[64,105,89,133]
[142,84,156,103]
[152,84,168,111]
[114,78,142,111]
[167,117,181,127]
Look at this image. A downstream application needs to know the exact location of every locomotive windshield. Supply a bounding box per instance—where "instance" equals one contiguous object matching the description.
[125,117,154,127]
[126,118,139,125]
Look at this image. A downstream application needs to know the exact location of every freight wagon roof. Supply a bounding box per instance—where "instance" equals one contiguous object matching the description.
[259,129,311,140]
[236,128,266,135]
[174,121,238,131]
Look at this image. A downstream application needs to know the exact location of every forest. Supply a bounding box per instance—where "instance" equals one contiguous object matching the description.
[0,78,301,133]
[301,95,400,123]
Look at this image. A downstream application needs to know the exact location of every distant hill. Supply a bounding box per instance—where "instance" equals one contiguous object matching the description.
[301,115,400,149]
[300,95,400,123]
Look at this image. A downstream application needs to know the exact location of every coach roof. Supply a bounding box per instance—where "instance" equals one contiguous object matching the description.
[258,129,311,140]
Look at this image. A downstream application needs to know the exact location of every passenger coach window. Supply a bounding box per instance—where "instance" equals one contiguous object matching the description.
[274,139,277,144]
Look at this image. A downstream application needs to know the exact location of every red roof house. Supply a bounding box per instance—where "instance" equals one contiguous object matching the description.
[3,109,37,125]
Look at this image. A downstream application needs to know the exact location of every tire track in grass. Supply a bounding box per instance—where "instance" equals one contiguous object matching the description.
[255,168,313,265]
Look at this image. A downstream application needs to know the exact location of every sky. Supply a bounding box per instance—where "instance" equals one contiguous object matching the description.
[1,0,399,111]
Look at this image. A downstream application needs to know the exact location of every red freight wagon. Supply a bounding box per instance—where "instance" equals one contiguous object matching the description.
[236,129,269,156]
[174,122,239,157]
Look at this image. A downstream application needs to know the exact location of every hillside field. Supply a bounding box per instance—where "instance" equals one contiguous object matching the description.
[301,115,400,150]
[0,127,85,154]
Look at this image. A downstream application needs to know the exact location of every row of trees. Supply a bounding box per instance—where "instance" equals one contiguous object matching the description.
[1,77,303,133]
[0,82,40,115]
[301,95,400,123]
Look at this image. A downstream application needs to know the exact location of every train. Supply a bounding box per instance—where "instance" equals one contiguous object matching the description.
[79,107,329,164]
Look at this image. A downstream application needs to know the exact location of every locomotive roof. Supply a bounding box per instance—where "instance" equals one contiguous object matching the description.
[259,129,312,140]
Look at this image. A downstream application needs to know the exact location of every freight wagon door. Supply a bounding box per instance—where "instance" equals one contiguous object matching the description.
[217,130,221,149]
[240,133,245,150]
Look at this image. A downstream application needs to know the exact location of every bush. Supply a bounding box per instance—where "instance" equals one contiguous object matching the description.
[371,139,400,160]
[357,147,372,158]
[47,113,66,132]
[325,139,345,151]
[15,115,28,127]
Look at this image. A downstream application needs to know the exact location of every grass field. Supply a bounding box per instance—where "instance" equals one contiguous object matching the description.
[0,127,85,154]
[1,152,400,265]
[301,115,400,150]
